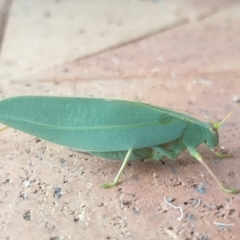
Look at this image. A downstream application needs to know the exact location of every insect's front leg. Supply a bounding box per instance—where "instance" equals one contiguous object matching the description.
[188,147,238,194]
[212,149,233,159]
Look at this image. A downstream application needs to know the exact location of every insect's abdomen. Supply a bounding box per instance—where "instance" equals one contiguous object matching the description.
[89,148,152,161]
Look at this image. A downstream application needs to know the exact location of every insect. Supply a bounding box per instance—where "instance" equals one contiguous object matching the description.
[0,96,238,193]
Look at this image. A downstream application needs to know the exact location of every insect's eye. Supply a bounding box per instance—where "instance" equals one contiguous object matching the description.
[210,128,217,134]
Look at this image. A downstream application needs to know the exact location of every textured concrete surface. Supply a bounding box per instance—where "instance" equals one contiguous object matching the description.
[0,1,240,240]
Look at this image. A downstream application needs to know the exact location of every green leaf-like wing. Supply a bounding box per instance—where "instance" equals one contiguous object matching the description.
[0,96,186,151]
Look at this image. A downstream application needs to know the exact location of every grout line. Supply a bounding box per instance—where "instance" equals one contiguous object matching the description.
[0,0,14,57]
[196,3,240,21]
[9,69,240,84]
[71,3,240,64]
[72,18,190,63]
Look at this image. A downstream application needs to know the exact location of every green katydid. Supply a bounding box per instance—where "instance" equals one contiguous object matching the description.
[0,96,238,193]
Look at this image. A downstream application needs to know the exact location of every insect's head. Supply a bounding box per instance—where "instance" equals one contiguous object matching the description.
[205,106,239,150]
[204,123,219,149]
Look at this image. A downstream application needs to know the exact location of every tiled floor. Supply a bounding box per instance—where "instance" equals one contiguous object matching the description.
[0,1,240,239]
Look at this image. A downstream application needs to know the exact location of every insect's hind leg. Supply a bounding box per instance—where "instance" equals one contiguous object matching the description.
[152,138,186,161]
[101,149,133,188]
[152,146,175,160]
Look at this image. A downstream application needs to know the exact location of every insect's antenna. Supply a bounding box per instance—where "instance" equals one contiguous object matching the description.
[214,105,240,130]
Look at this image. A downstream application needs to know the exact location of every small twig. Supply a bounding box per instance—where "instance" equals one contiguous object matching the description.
[164,196,184,221]
[194,199,201,208]
[213,222,234,227]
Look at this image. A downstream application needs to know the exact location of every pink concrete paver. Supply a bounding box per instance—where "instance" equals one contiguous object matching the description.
[1,77,240,239]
